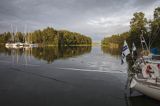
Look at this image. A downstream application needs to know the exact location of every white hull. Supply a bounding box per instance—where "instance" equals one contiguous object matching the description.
[24,43,38,48]
[5,43,22,49]
[130,76,160,101]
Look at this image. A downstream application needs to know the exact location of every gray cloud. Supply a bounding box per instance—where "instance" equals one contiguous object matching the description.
[0,0,159,41]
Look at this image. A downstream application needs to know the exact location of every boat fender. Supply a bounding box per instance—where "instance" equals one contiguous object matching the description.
[130,78,137,88]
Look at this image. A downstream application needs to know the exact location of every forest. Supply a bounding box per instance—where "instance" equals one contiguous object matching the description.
[102,7,160,50]
[0,27,92,46]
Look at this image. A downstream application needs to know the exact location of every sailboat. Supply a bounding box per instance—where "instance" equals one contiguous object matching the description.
[5,24,38,49]
[5,24,17,48]
[129,29,160,101]
[5,25,24,49]
[23,25,38,48]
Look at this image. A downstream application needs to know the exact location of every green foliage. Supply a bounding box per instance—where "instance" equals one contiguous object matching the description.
[101,32,129,48]
[25,27,92,45]
[102,7,160,49]
[15,32,24,42]
[130,12,147,47]
[154,7,160,20]
[59,30,92,46]
[0,32,11,43]
[0,27,92,46]
[151,7,160,47]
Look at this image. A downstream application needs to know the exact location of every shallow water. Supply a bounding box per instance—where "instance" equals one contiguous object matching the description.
[0,46,159,106]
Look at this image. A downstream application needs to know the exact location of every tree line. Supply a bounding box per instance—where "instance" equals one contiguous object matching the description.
[102,7,160,49]
[0,27,92,46]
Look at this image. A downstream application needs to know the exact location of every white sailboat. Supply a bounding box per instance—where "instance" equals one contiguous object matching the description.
[5,24,38,49]
[23,25,38,48]
[129,29,160,101]
[5,24,15,48]
[5,25,24,49]
[130,78,160,100]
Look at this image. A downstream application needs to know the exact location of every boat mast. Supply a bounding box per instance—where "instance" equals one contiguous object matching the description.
[15,26,18,42]
[11,24,14,43]
[24,24,27,43]
[140,30,149,52]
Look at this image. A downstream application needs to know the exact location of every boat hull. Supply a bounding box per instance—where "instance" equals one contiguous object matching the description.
[130,78,160,101]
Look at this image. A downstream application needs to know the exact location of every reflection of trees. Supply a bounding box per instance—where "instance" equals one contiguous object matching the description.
[0,46,92,63]
[0,46,91,63]
[32,46,59,63]
[32,46,92,63]
[101,46,134,72]
[101,46,121,57]
[0,45,10,55]
[58,46,91,59]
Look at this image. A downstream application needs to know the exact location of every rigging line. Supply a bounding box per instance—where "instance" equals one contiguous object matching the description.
[151,31,160,45]
[148,28,157,46]
[150,26,160,47]
[149,26,159,45]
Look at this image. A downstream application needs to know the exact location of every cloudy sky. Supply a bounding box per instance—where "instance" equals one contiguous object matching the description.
[0,0,159,41]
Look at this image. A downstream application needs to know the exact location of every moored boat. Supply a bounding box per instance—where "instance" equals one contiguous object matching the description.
[129,49,160,100]
[130,74,160,101]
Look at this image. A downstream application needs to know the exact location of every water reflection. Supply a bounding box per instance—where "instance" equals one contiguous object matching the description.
[32,46,92,63]
[0,46,92,63]
[101,46,120,58]
[0,45,159,105]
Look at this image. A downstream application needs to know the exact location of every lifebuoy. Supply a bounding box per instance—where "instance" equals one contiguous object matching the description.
[157,64,160,70]
[145,65,152,74]
[142,64,160,79]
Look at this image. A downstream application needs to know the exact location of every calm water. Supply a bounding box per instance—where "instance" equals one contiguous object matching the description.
[0,46,159,106]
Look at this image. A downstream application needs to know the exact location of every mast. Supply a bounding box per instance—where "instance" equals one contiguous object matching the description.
[11,24,14,43]
[24,24,28,43]
[140,30,149,51]
[15,26,18,42]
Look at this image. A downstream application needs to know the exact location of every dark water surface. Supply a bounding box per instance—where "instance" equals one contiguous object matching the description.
[0,46,159,106]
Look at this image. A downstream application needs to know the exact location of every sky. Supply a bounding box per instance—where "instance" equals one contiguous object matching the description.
[0,0,159,42]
